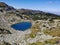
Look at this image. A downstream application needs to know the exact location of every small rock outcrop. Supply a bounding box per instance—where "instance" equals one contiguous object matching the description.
[0,28,12,34]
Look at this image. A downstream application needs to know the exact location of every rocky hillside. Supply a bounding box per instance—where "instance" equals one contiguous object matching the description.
[18,9,60,20]
[0,2,60,45]
[0,2,15,11]
[0,2,22,34]
[0,2,60,20]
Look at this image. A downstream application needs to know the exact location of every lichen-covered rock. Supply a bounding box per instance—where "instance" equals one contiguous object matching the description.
[0,28,12,34]
[0,41,11,45]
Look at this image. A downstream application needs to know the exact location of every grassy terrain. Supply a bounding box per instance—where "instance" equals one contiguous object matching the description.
[45,38,60,44]
[28,38,60,45]
[28,23,41,38]
[43,28,60,37]
[29,42,45,45]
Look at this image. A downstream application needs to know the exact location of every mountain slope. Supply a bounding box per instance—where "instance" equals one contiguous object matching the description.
[0,2,60,20]
[18,9,60,20]
[0,2,15,11]
[0,2,60,45]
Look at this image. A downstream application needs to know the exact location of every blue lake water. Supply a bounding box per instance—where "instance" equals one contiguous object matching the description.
[11,22,32,31]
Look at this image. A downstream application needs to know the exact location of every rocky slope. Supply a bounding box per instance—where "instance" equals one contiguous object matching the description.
[0,2,60,45]
[18,9,60,20]
[0,2,15,11]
